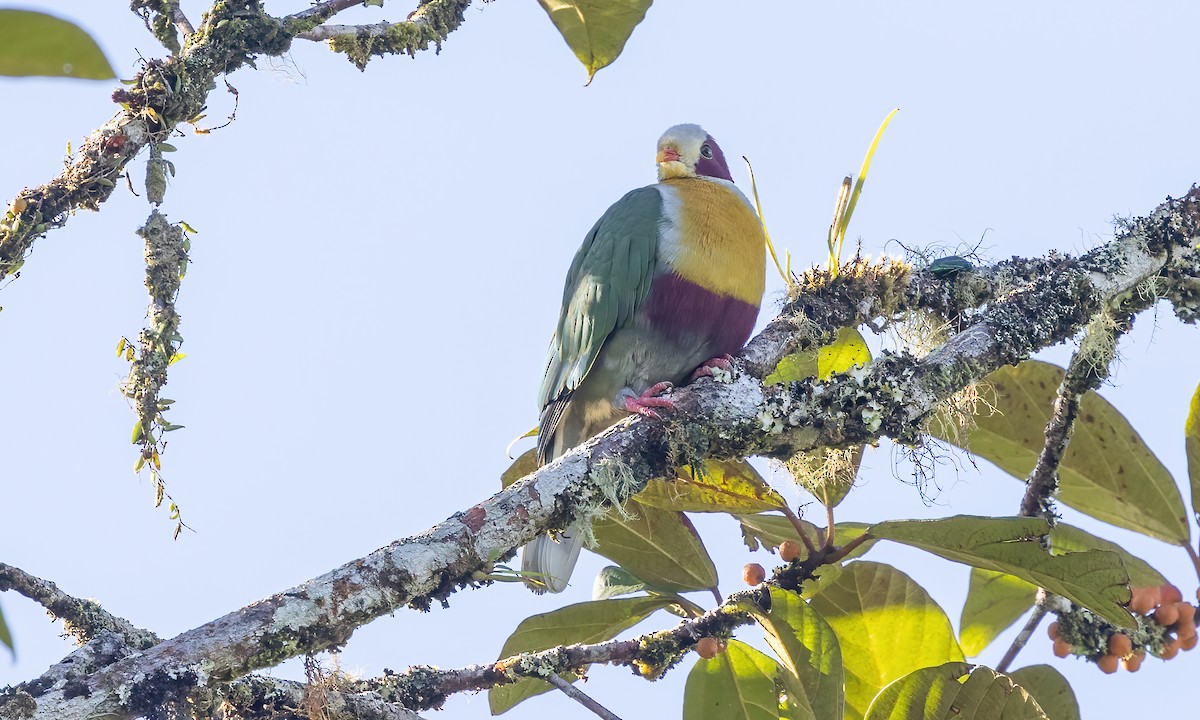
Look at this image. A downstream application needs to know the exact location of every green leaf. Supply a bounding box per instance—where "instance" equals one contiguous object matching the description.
[1049,523,1167,588]
[536,0,652,83]
[808,562,964,720]
[742,587,843,720]
[593,502,718,593]
[870,516,1134,628]
[489,596,671,714]
[500,448,537,489]
[592,565,646,600]
[960,569,1037,656]
[0,602,12,656]
[0,10,114,79]
[928,360,1190,545]
[864,662,1048,720]
[636,459,788,514]
[1187,381,1200,525]
[683,640,782,720]
[1007,665,1079,720]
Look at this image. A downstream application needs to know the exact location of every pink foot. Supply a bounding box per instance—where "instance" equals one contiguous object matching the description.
[690,354,735,382]
[623,381,675,419]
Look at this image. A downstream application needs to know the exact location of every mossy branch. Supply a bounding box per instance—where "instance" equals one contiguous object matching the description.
[294,0,475,71]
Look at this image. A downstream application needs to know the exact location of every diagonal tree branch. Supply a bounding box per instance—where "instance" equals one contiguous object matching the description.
[4,188,1197,720]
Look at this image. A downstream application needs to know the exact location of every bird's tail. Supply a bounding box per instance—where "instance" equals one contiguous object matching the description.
[521,526,583,594]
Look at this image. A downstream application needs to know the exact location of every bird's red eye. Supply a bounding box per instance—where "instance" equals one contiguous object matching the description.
[700,144,714,159]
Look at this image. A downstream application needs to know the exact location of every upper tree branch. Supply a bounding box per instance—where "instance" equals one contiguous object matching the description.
[6,188,1198,720]
[0,0,476,286]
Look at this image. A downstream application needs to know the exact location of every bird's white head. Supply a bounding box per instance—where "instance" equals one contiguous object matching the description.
[656,123,733,182]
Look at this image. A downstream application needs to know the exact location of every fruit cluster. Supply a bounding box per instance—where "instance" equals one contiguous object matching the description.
[1049,583,1198,673]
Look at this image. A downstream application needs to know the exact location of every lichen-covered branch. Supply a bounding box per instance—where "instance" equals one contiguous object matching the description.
[4,189,1199,719]
[293,0,474,70]
[0,563,158,650]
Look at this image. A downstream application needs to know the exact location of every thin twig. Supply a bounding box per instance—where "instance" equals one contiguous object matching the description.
[996,590,1049,673]
[546,674,624,720]
[824,532,873,565]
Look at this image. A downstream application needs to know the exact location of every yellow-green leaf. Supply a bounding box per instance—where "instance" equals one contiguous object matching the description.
[864,662,1048,720]
[960,569,1037,656]
[683,639,782,720]
[808,562,964,720]
[870,516,1134,628]
[636,459,787,514]
[928,360,1190,545]
[0,603,12,655]
[500,448,537,489]
[1007,665,1079,720]
[489,596,671,714]
[1187,381,1200,525]
[743,587,843,720]
[593,502,717,593]
[1049,523,1167,588]
[536,0,652,83]
[0,10,114,79]
[766,326,871,386]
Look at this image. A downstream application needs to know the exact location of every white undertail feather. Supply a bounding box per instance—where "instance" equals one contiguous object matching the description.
[522,528,584,594]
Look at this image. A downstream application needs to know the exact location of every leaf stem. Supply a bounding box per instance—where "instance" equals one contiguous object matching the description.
[780,504,818,558]
[1183,541,1200,584]
[824,532,871,565]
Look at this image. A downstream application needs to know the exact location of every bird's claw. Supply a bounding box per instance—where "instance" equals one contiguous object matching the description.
[690,354,736,382]
[623,381,675,419]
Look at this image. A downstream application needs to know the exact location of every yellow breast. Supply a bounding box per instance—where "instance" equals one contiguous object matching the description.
[659,178,766,305]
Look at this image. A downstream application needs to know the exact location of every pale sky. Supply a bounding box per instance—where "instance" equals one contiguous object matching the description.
[2,2,1198,718]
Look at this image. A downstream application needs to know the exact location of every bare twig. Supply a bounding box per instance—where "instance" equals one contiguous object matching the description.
[780,503,818,557]
[285,0,376,24]
[298,22,397,41]
[996,589,1049,673]
[547,674,624,720]
[170,1,195,37]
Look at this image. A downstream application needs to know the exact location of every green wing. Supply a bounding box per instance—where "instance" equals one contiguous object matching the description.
[537,186,662,458]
